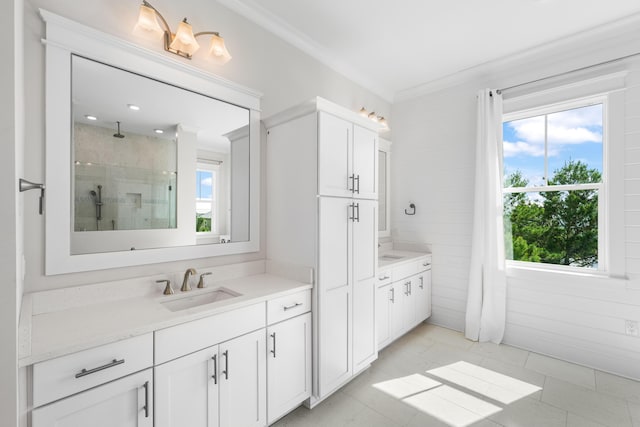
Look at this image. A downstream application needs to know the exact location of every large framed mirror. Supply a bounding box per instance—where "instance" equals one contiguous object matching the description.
[42,10,261,274]
[378,138,392,237]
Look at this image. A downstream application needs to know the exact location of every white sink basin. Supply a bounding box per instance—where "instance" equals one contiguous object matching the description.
[379,254,405,261]
[161,287,241,312]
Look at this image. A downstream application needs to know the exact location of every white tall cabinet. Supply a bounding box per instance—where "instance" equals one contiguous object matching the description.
[266,97,379,404]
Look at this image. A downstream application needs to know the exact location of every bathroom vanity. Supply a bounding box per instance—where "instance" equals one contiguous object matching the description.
[21,261,312,427]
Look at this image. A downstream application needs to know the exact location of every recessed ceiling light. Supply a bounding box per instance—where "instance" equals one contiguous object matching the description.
[154,129,164,134]
[128,104,140,111]
[84,115,98,121]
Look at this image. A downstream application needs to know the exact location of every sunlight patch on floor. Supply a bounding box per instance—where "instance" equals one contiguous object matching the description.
[372,373,441,399]
[404,385,502,427]
[371,361,542,427]
[427,361,542,404]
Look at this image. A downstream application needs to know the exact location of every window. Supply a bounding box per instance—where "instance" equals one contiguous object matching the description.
[502,98,605,270]
[196,162,219,234]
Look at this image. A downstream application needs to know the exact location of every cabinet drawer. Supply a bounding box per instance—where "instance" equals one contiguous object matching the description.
[392,262,417,282]
[376,269,392,286]
[32,333,153,408]
[267,290,311,325]
[417,256,432,272]
[155,302,265,365]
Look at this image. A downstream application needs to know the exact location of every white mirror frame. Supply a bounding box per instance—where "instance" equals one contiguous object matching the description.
[378,138,392,237]
[42,10,262,275]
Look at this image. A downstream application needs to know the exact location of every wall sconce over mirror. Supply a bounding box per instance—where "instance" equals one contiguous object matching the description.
[134,0,232,65]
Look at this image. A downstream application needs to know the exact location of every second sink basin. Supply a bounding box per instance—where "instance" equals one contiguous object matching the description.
[162,287,241,312]
[379,254,405,261]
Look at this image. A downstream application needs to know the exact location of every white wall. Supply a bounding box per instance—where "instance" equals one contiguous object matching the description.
[1,0,24,426]
[392,18,640,379]
[21,0,391,292]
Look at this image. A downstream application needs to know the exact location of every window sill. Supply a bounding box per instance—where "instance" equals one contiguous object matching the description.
[505,261,633,288]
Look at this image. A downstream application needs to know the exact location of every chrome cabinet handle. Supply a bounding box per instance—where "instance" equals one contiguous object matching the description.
[348,174,356,193]
[379,275,390,281]
[355,174,360,194]
[270,333,277,358]
[283,302,303,311]
[75,358,124,378]
[222,350,229,380]
[419,276,424,289]
[211,354,217,384]
[404,281,411,296]
[348,203,356,222]
[390,287,395,303]
[355,203,360,222]
[143,381,150,418]
[423,261,431,267]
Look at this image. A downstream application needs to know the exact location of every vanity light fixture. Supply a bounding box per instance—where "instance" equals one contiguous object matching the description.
[134,1,232,64]
[358,107,390,130]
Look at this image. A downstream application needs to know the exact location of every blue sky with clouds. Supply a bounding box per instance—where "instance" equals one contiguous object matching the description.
[503,104,603,187]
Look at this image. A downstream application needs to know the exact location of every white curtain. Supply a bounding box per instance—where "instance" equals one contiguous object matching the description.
[465,89,507,344]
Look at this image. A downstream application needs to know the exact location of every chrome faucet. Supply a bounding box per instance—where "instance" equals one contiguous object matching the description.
[181,268,197,292]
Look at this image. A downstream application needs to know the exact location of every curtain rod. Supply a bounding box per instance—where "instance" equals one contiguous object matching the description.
[496,51,640,94]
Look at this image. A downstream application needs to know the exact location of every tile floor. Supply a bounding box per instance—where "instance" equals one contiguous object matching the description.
[273,323,640,427]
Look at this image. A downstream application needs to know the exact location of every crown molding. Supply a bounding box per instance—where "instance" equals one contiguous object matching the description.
[395,11,640,103]
[217,0,395,102]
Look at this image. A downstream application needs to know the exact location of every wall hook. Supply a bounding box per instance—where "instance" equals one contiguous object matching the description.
[19,178,45,215]
[404,203,416,216]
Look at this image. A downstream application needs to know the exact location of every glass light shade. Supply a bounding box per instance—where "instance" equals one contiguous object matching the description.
[169,20,200,56]
[208,34,232,64]
[133,4,164,39]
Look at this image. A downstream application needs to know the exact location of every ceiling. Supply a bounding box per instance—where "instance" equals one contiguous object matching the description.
[220,0,640,101]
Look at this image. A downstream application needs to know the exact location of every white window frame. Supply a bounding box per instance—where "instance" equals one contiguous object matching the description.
[502,94,608,273]
[196,160,220,236]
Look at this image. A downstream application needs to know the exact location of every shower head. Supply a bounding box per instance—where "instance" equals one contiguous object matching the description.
[113,121,125,139]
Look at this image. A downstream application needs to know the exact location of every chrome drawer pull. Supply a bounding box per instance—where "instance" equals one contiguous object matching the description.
[75,358,124,378]
[283,302,303,311]
[378,275,390,281]
[423,262,430,267]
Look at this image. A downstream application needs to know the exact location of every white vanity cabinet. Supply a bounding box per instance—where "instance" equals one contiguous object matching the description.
[318,112,377,199]
[31,334,154,427]
[32,369,153,427]
[267,312,312,424]
[377,256,432,350]
[265,97,379,404]
[155,331,267,427]
[154,304,267,427]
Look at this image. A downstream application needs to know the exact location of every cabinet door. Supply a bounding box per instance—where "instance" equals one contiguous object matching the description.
[376,284,391,350]
[414,271,432,323]
[219,329,266,427]
[318,112,353,197]
[352,125,378,200]
[389,283,405,340]
[318,285,351,397]
[155,346,218,427]
[352,199,378,373]
[401,277,417,332]
[318,197,351,292]
[32,369,152,427]
[267,313,311,424]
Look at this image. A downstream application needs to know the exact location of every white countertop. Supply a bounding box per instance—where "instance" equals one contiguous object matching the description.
[19,269,311,367]
[378,249,431,269]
